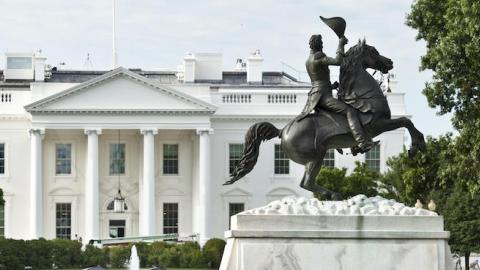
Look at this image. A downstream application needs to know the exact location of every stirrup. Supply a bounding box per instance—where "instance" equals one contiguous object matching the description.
[351,140,379,156]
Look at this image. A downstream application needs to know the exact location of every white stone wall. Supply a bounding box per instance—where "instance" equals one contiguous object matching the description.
[0,70,409,241]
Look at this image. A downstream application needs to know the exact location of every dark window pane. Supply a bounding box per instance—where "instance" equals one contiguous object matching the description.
[110,143,126,175]
[365,144,381,172]
[274,144,289,174]
[229,144,243,174]
[55,203,71,239]
[106,200,128,211]
[0,143,5,175]
[163,203,178,234]
[163,144,178,174]
[322,149,335,168]
[55,144,72,174]
[228,203,244,229]
[109,219,126,238]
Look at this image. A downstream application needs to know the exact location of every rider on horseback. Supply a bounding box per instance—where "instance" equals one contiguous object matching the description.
[298,34,376,153]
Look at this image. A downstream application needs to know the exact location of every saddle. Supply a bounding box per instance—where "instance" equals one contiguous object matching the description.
[308,108,373,140]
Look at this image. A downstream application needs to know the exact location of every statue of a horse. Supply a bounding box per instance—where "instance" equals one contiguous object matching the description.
[224,40,426,199]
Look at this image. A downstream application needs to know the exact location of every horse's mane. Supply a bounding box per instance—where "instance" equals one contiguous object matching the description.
[339,44,364,99]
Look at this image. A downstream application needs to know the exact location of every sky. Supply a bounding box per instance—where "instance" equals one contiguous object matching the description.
[0,0,454,137]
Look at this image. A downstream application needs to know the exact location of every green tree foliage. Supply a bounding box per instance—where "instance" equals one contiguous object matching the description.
[0,238,27,270]
[0,238,220,269]
[407,0,480,129]
[51,239,83,268]
[202,238,226,268]
[110,245,130,268]
[81,244,109,268]
[381,135,455,205]
[315,162,380,200]
[442,184,480,267]
[0,188,4,206]
[382,136,480,264]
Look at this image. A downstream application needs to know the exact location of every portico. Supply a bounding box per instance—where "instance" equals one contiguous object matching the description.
[24,68,217,243]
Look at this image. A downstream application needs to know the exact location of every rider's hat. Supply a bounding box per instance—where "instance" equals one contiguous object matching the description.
[320,16,346,38]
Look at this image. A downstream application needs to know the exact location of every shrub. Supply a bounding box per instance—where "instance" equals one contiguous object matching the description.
[51,238,83,268]
[202,238,226,268]
[25,238,53,269]
[0,238,27,270]
[178,241,203,268]
[110,245,131,268]
[81,244,109,268]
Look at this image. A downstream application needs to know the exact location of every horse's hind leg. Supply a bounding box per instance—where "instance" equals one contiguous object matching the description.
[300,159,343,200]
[373,117,426,155]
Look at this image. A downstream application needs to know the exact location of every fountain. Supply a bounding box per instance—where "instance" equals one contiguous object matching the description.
[129,245,140,270]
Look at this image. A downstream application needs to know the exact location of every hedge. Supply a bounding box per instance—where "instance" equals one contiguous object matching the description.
[0,237,226,270]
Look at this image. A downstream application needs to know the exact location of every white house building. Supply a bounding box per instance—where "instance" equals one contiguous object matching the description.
[0,51,408,244]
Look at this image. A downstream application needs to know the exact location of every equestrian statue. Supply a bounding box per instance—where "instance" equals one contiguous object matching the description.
[224,16,426,200]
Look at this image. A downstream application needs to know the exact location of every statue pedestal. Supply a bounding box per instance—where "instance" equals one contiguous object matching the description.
[219,196,453,270]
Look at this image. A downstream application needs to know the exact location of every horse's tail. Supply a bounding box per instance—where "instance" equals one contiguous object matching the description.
[224,122,280,185]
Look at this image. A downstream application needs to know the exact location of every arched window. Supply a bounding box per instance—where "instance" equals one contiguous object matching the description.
[107,200,128,211]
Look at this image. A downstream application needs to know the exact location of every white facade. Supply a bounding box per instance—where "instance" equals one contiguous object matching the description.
[0,52,408,243]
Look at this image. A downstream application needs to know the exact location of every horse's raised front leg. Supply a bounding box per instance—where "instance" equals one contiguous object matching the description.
[372,117,426,155]
[300,159,343,200]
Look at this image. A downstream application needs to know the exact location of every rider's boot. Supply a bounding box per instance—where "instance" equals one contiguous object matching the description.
[346,109,376,154]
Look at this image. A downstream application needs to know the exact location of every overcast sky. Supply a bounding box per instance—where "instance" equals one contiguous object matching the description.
[0,0,454,137]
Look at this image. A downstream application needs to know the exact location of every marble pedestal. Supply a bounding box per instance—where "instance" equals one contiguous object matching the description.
[220,196,453,270]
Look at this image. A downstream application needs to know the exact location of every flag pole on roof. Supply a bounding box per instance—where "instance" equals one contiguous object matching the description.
[112,0,118,69]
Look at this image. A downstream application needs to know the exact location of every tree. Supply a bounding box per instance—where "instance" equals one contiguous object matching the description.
[441,183,480,268]
[0,188,4,206]
[381,135,455,205]
[407,0,480,130]
[314,162,381,200]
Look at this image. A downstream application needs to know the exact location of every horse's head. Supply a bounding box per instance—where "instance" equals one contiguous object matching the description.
[344,39,393,74]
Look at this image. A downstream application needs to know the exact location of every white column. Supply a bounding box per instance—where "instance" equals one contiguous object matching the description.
[197,128,213,245]
[29,128,44,239]
[84,128,101,243]
[140,128,157,236]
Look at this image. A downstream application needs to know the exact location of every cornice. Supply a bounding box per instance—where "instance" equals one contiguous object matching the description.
[28,109,216,115]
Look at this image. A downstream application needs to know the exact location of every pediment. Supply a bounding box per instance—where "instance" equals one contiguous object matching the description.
[222,187,251,197]
[25,67,216,114]
[266,187,298,197]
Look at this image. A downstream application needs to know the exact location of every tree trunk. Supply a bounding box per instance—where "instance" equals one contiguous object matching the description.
[465,251,470,270]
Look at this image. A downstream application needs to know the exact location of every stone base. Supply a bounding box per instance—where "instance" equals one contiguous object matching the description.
[220,196,453,270]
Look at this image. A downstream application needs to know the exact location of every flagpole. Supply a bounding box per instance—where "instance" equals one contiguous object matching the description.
[112,0,118,69]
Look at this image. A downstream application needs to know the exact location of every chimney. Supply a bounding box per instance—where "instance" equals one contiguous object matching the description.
[247,50,263,84]
[234,58,246,71]
[183,52,196,83]
[34,52,47,82]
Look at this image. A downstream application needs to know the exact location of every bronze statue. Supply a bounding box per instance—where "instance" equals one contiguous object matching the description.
[224,16,426,200]
[299,17,376,153]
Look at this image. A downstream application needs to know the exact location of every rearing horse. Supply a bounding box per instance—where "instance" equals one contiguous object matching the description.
[224,40,426,199]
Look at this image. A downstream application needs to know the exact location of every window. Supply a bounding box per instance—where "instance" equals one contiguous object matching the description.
[163,144,179,174]
[322,149,335,168]
[365,144,381,172]
[274,144,289,174]
[109,220,126,238]
[55,143,72,175]
[7,57,32,69]
[56,203,71,239]
[0,143,5,175]
[163,203,178,234]
[228,203,244,228]
[109,143,125,175]
[0,204,4,236]
[229,144,243,174]
[106,200,128,211]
